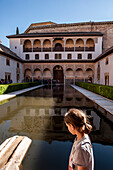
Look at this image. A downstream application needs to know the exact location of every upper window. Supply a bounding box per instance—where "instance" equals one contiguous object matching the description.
[55,54,62,59]
[6,58,10,66]
[88,54,92,59]
[17,62,19,68]
[67,54,72,59]
[78,54,82,59]
[105,57,109,65]
[25,54,30,60]
[45,54,49,60]
[35,54,39,60]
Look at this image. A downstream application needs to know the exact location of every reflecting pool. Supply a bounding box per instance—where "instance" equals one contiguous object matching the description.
[0,85,113,170]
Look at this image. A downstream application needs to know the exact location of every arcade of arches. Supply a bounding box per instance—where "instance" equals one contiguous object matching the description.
[23,38,95,52]
[24,64,94,84]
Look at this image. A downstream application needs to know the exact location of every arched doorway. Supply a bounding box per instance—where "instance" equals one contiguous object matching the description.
[53,65,64,83]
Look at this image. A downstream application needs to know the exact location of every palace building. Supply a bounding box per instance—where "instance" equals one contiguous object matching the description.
[1,21,113,85]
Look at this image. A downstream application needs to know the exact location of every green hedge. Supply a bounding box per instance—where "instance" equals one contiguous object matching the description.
[75,82,113,100]
[0,81,41,95]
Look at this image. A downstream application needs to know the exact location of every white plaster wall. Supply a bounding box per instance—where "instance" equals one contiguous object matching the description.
[0,54,23,83]
[10,39,20,56]
[23,52,96,60]
[9,36,102,61]
[109,54,113,85]
[94,62,98,84]
[94,53,113,86]
[94,37,102,59]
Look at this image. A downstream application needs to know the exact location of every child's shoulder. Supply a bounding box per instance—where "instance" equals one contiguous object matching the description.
[76,135,91,151]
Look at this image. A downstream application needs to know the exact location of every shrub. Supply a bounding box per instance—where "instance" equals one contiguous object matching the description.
[75,82,113,100]
[0,81,41,95]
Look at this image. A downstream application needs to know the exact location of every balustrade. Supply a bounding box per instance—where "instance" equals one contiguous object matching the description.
[23,48,32,52]
[43,48,51,52]
[75,47,84,51]
[85,47,95,51]
[33,48,41,52]
[23,46,95,52]
[65,47,74,51]
[53,47,64,52]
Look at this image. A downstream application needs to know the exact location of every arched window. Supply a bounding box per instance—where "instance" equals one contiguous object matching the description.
[85,68,93,83]
[86,39,95,51]
[24,69,32,82]
[23,40,32,52]
[75,39,84,51]
[54,43,63,51]
[65,39,74,51]
[43,39,51,52]
[43,68,51,79]
[34,68,42,80]
[53,39,64,51]
[75,68,83,82]
[33,39,41,52]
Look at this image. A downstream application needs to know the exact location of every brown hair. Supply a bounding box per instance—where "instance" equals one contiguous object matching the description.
[64,108,92,134]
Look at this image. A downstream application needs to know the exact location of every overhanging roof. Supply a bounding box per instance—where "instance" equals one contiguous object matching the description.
[7,32,103,38]
[95,46,113,62]
[0,44,23,62]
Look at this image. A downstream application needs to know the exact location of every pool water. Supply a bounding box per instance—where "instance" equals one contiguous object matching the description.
[0,85,113,170]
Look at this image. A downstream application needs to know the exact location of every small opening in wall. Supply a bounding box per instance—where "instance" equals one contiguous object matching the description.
[67,54,72,59]
[78,54,82,59]
[45,54,49,59]
[105,57,109,65]
[88,54,92,59]
[35,54,39,60]
[25,54,30,60]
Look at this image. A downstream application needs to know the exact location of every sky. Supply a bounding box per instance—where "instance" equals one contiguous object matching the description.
[1,0,113,47]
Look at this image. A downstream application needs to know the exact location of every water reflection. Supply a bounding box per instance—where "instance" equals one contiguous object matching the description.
[0,85,113,145]
[0,85,113,170]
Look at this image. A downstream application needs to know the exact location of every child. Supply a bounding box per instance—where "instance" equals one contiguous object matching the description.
[65,108,94,170]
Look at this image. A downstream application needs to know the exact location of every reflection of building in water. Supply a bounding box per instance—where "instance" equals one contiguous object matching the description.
[5,104,113,144]
[0,86,113,144]
[0,97,24,124]
[21,86,94,108]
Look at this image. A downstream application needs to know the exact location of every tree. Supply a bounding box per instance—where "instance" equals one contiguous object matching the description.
[16,27,19,34]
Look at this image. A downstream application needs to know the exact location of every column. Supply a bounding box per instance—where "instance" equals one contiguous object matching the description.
[74,39,76,51]
[51,39,53,52]
[74,71,75,85]
[42,71,43,84]
[83,70,85,82]
[41,40,43,52]
[64,38,66,52]
[51,69,53,86]
[31,40,33,52]
[84,39,86,52]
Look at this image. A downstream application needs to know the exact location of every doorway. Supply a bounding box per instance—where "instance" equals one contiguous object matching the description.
[53,65,64,83]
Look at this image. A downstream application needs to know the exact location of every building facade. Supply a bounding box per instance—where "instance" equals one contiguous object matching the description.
[1,21,113,85]
[0,43,23,83]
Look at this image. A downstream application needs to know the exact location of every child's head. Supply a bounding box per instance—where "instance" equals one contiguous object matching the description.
[64,108,92,135]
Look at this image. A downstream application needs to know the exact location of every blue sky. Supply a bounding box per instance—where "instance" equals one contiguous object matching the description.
[1,0,113,47]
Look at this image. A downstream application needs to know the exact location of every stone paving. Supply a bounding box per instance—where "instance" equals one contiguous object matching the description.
[71,85,113,122]
[0,85,44,102]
